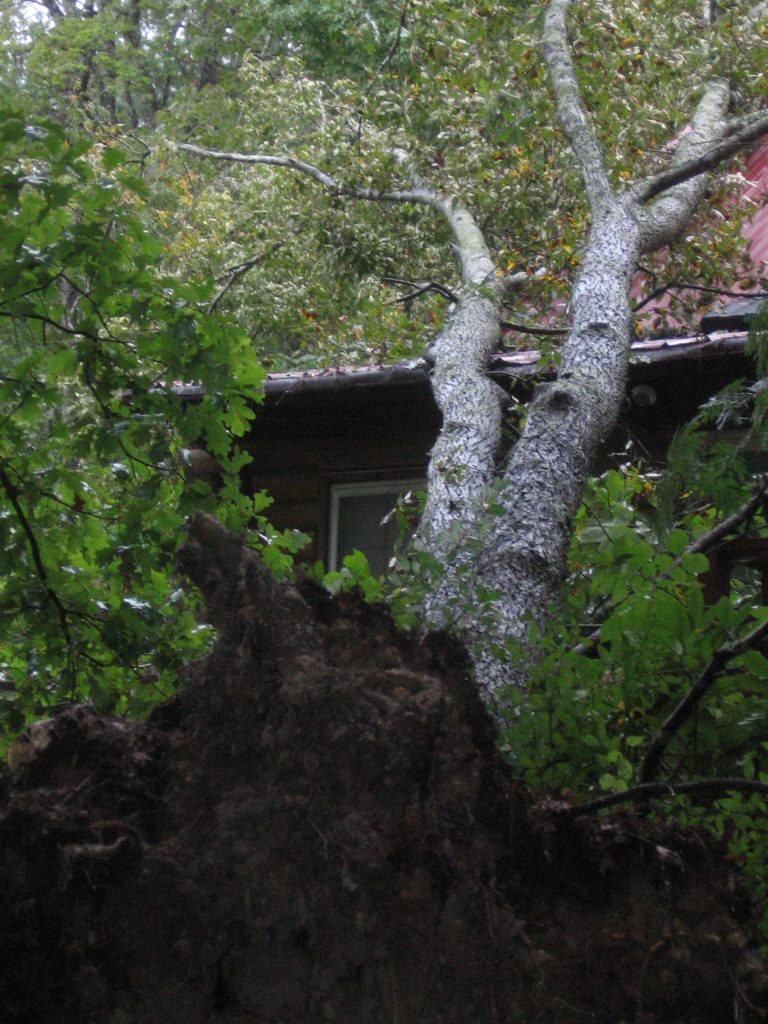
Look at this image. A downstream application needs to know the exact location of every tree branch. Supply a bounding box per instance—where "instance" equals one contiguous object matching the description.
[685,479,768,559]
[381,277,459,305]
[173,141,432,205]
[501,319,569,338]
[171,140,496,289]
[570,480,768,659]
[566,777,768,816]
[0,310,99,341]
[0,463,73,648]
[633,80,731,253]
[640,613,768,784]
[543,0,612,213]
[208,233,300,314]
[634,281,768,313]
[632,108,768,208]
[378,0,411,71]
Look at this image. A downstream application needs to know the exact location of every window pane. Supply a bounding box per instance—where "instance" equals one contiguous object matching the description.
[330,481,423,575]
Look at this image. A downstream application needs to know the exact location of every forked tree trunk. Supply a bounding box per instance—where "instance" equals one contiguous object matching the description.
[174,1,768,711]
[415,0,765,707]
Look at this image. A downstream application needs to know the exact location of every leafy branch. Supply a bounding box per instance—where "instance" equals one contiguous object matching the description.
[170,140,497,289]
[571,478,768,657]
[0,309,100,341]
[0,462,73,652]
[640,613,768,784]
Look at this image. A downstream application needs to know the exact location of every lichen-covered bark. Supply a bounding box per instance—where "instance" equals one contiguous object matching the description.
[415,198,505,556]
[418,0,746,706]
[417,292,504,556]
[456,202,642,699]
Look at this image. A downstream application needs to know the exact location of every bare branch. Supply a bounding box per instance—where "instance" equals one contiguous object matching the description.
[500,320,569,338]
[378,0,411,71]
[566,777,768,816]
[171,140,497,289]
[209,231,301,314]
[634,281,768,312]
[685,479,768,559]
[381,277,459,305]
[641,614,768,784]
[543,0,612,212]
[173,141,432,205]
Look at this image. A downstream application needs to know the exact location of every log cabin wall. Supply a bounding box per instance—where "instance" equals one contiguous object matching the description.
[237,334,758,570]
[243,370,440,566]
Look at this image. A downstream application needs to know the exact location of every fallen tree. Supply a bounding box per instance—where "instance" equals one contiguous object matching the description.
[2,512,767,1023]
[174,0,768,703]
[3,3,768,1020]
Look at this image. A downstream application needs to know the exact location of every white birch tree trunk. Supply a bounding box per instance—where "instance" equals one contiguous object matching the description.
[418,0,766,708]
[174,0,768,713]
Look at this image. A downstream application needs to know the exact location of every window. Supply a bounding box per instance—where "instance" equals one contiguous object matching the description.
[328,479,424,575]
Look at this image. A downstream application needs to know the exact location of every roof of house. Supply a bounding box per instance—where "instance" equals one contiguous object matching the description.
[247,140,767,401]
[167,141,766,408]
[742,140,768,272]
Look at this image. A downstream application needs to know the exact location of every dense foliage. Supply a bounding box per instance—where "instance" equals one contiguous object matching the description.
[0,105,308,729]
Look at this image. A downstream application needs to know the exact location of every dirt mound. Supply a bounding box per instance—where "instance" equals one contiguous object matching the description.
[1,512,767,1023]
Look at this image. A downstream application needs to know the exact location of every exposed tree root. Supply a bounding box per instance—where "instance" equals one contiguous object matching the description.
[1,514,767,1023]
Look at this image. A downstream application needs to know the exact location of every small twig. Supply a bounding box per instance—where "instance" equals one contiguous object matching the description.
[634,281,768,313]
[208,234,298,314]
[40,491,118,522]
[641,614,768,784]
[565,777,768,816]
[381,277,459,305]
[378,0,411,71]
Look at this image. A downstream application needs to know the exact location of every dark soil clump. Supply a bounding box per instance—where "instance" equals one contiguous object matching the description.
[1,512,767,1023]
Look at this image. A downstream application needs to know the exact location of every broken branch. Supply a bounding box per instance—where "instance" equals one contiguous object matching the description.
[632,109,768,207]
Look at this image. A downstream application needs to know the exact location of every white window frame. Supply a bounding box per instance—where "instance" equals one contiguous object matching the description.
[327,478,425,571]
